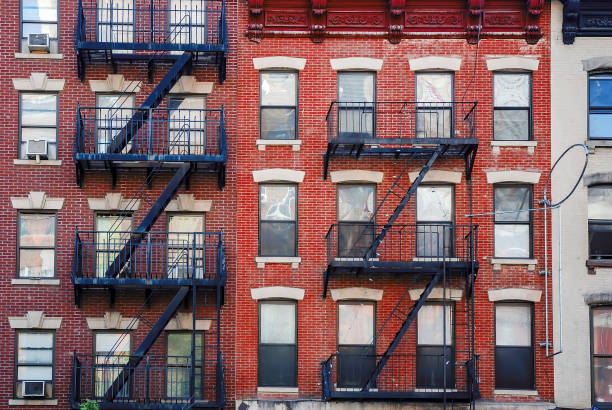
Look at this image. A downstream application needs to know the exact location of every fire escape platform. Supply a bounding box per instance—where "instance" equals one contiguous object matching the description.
[327,390,473,401]
[327,259,479,276]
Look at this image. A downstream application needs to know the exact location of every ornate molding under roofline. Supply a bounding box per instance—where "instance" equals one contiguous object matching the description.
[562,0,612,45]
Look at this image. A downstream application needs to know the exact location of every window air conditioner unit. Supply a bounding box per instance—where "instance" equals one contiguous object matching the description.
[26,140,48,159]
[28,33,50,52]
[22,381,45,397]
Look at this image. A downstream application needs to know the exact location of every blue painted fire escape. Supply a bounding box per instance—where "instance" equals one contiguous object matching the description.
[71,1,228,407]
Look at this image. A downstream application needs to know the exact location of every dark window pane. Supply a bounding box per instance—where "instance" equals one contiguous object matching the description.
[494,186,530,222]
[416,346,454,388]
[337,345,376,388]
[260,108,296,140]
[260,222,296,256]
[495,346,533,389]
[338,223,374,258]
[593,308,612,354]
[594,357,612,403]
[166,333,203,398]
[338,105,373,138]
[494,110,529,141]
[416,224,453,258]
[416,107,452,139]
[258,344,297,387]
[589,186,612,220]
[590,77,612,107]
[589,222,612,259]
[589,113,612,139]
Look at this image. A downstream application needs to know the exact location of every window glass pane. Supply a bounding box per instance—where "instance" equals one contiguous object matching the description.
[338,303,374,345]
[496,304,531,346]
[589,186,612,220]
[167,333,203,361]
[494,74,530,107]
[589,222,612,259]
[96,215,132,234]
[593,308,612,354]
[19,214,55,246]
[18,349,53,364]
[95,333,130,355]
[19,333,53,348]
[593,357,612,403]
[590,76,612,107]
[416,108,451,139]
[21,94,57,126]
[260,303,296,344]
[494,186,530,222]
[19,249,54,277]
[17,366,52,380]
[168,214,204,233]
[338,223,375,258]
[22,0,58,20]
[494,224,530,258]
[97,0,133,23]
[417,304,452,345]
[338,73,374,103]
[494,110,529,141]
[338,185,374,222]
[260,222,296,256]
[22,22,58,38]
[260,108,296,140]
[417,74,452,103]
[261,73,297,106]
[417,186,452,222]
[260,185,296,221]
[589,113,612,139]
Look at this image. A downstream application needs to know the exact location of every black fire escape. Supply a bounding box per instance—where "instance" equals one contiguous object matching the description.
[70,1,227,407]
[321,101,480,403]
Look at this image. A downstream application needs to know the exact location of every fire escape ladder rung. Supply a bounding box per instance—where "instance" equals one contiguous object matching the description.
[365,145,447,259]
[108,52,193,154]
[104,163,191,278]
[362,271,441,391]
[103,286,190,402]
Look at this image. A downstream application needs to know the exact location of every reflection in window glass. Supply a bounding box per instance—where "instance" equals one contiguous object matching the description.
[169,0,209,45]
[589,75,612,139]
[417,304,453,345]
[494,185,531,258]
[21,0,58,53]
[167,214,205,278]
[260,72,297,140]
[260,302,296,344]
[16,332,54,399]
[493,74,530,141]
[495,304,531,346]
[20,93,58,160]
[593,308,612,403]
[168,96,206,155]
[495,303,534,390]
[416,73,452,138]
[95,214,132,277]
[18,213,55,278]
[337,72,375,138]
[416,186,453,258]
[337,185,375,257]
[96,94,134,153]
[94,333,130,398]
[259,185,297,256]
[338,303,374,345]
[589,185,612,259]
[166,333,203,399]
[259,301,297,387]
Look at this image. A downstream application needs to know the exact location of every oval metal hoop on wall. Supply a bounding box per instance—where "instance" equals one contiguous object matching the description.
[542,143,589,207]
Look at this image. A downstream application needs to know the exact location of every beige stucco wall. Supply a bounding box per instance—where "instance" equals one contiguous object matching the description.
[551,1,612,408]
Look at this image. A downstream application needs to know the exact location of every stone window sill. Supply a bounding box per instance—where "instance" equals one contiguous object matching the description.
[15,53,63,60]
[586,259,612,274]
[586,139,612,151]
[9,399,58,406]
[12,278,60,286]
[412,257,462,262]
[257,387,298,394]
[414,388,458,392]
[255,256,301,269]
[256,139,302,151]
[491,258,537,272]
[493,389,538,396]
[491,140,537,154]
[14,159,62,166]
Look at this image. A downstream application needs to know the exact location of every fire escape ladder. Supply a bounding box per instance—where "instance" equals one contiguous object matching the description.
[104,163,191,278]
[365,144,448,260]
[108,52,194,154]
[362,271,441,391]
[102,286,190,402]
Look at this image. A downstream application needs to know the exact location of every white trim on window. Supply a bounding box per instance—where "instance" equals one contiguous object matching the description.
[252,169,305,183]
[408,170,462,184]
[87,192,140,211]
[330,287,383,301]
[8,311,62,329]
[169,76,213,94]
[12,73,65,91]
[89,74,142,93]
[165,312,211,331]
[486,170,541,184]
[251,286,305,300]
[409,56,462,71]
[409,287,462,301]
[253,56,306,71]
[488,288,542,302]
[330,170,383,184]
[86,312,139,330]
[486,57,539,71]
[330,57,383,71]
[165,194,212,212]
[10,191,64,210]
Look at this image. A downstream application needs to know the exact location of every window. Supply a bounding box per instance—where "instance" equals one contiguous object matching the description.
[169,0,208,45]
[589,75,612,139]
[19,93,58,160]
[18,213,56,278]
[337,302,375,388]
[96,94,135,153]
[258,301,297,387]
[167,214,205,278]
[20,0,58,53]
[589,185,612,259]
[259,184,297,257]
[416,73,453,139]
[493,73,531,141]
[166,332,204,399]
[260,72,297,140]
[337,185,375,257]
[97,0,133,46]
[495,303,534,390]
[95,214,133,277]
[494,185,532,258]
[592,307,612,405]
[15,332,54,399]
[337,72,375,138]
[94,332,131,398]
[168,96,207,155]
[416,185,453,258]
[416,303,454,388]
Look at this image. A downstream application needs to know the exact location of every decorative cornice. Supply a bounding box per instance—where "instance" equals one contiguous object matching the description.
[488,288,542,302]
[8,311,62,329]
[10,191,64,210]
[330,57,383,71]
[166,194,212,212]
[89,74,141,93]
[87,193,140,211]
[12,73,65,91]
[252,169,305,183]
[86,312,139,330]
[408,56,462,71]
[330,170,383,184]
[562,0,612,45]
[253,56,307,71]
[251,286,305,300]
[485,170,541,184]
[169,76,213,94]
[525,0,544,44]
[330,287,383,301]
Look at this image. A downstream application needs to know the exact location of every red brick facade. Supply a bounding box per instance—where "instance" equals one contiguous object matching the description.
[0,0,553,408]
